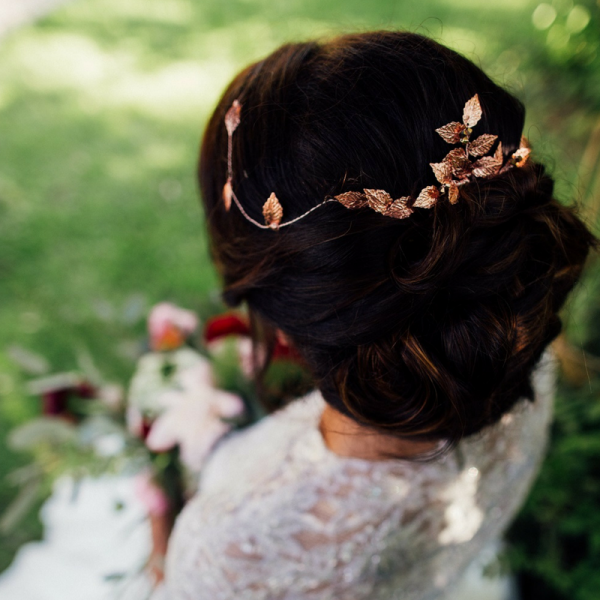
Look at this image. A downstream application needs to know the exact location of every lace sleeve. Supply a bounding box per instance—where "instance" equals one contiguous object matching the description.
[161,450,413,600]
[159,354,554,600]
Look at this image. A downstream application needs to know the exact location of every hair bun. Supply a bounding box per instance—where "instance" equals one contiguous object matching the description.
[200,31,597,450]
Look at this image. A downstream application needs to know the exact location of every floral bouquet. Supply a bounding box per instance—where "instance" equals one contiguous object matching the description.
[2,299,313,585]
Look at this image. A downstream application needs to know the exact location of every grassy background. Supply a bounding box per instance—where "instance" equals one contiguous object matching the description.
[1,0,599,594]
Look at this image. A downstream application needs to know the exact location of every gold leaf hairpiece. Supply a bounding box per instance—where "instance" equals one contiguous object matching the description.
[224,100,241,136]
[222,94,531,229]
[263,193,284,230]
[463,93,483,128]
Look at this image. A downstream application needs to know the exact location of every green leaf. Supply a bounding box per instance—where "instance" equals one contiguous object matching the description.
[7,417,77,451]
[0,479,42,534]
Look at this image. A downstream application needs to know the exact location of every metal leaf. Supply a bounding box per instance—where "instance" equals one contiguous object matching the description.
[448,182,460,205]
[463,94,482,128]
[384,197,414,219]
[263,192,284,230]
[430,161,453,185]
[494,141,503,164]
[472,156,502,178]
[222,178,233,211]
[467,134,498,157]
[225,100,242,136]
[435,122,466,144]
[364,189,394,214]
[334,191,368,210]
[413,186,440,209]
[443,148,472,179]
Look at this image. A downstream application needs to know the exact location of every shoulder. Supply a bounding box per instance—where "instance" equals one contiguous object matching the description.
[161,359,555,600]
[163,391,445,599]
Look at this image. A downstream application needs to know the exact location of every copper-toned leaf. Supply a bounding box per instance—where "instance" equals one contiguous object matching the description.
[364,189,393,214]
[225,100,242,136]
[447,182,460,205]
[513,147,531,168]
[435,121,466,144]
[430,161,453,185]
[472,156,502,178]
[519,136,531,150]
[413,186,440,209]
[384,197,413,219]
[494,141,503,164]
[467,134,498,157]
[443,147,468,167]
[222,177,233,211]
[463,94,482,128]
[263,192,283,230]
[443,148,472,179]
[334,191,368,210]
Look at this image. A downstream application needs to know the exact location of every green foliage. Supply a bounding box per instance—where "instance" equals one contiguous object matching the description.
[527,1,600,110]
[506,263,600,600]
[507,376,600,600]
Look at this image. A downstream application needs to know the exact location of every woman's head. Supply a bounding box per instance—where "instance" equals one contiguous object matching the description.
[199,30,596,445]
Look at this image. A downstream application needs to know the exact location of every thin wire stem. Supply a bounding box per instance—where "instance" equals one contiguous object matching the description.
[230,190,337,229]
[227,112,338,229]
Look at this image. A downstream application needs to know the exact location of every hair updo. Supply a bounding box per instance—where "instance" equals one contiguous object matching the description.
[198,30,597,447]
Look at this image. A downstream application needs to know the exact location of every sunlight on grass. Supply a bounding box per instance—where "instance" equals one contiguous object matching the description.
[438,0,534,9]
[0,18,341,121]
[5,32,121,91]
[69,0,196,24]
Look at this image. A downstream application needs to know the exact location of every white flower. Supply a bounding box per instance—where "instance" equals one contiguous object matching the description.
[127,347,210,417]
[93,433,126,457]
[98,383,124,411]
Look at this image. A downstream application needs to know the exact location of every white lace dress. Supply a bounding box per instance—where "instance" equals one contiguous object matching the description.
[159,352,555,600]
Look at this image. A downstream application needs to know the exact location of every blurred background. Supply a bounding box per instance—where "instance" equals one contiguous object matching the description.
[0,0,599,598]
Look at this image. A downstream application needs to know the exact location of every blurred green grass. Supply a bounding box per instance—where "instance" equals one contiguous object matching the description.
[0,0,599,589]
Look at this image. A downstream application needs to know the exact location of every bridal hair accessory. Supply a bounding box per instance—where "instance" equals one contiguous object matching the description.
[222,94,531,230]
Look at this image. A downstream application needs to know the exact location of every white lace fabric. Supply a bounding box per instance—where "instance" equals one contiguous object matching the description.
[160,352,555,600]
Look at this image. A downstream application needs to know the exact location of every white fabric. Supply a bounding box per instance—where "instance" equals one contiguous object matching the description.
[0,475,154,600]
[159,352,555,600]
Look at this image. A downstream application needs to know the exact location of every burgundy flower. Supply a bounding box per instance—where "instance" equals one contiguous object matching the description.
[204,313,251,342]
[30,374,97,419]
[204,313,301,363]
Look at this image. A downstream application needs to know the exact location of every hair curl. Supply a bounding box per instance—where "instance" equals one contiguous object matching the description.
[198,30,597,448]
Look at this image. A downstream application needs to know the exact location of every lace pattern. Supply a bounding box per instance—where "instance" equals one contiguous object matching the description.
[160,351,555,600]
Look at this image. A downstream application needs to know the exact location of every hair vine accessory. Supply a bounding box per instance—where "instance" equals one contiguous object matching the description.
[222,94,531,230]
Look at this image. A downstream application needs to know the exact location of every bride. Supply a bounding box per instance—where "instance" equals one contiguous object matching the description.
[155,30,595,599]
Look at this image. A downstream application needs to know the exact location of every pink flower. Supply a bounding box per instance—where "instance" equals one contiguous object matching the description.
[148,303,199,351]
[177,358,214,389]
[145,360,245,471]
[133,471,170,516]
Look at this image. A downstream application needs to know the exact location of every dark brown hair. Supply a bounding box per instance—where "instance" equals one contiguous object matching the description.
[198,30,596,447]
